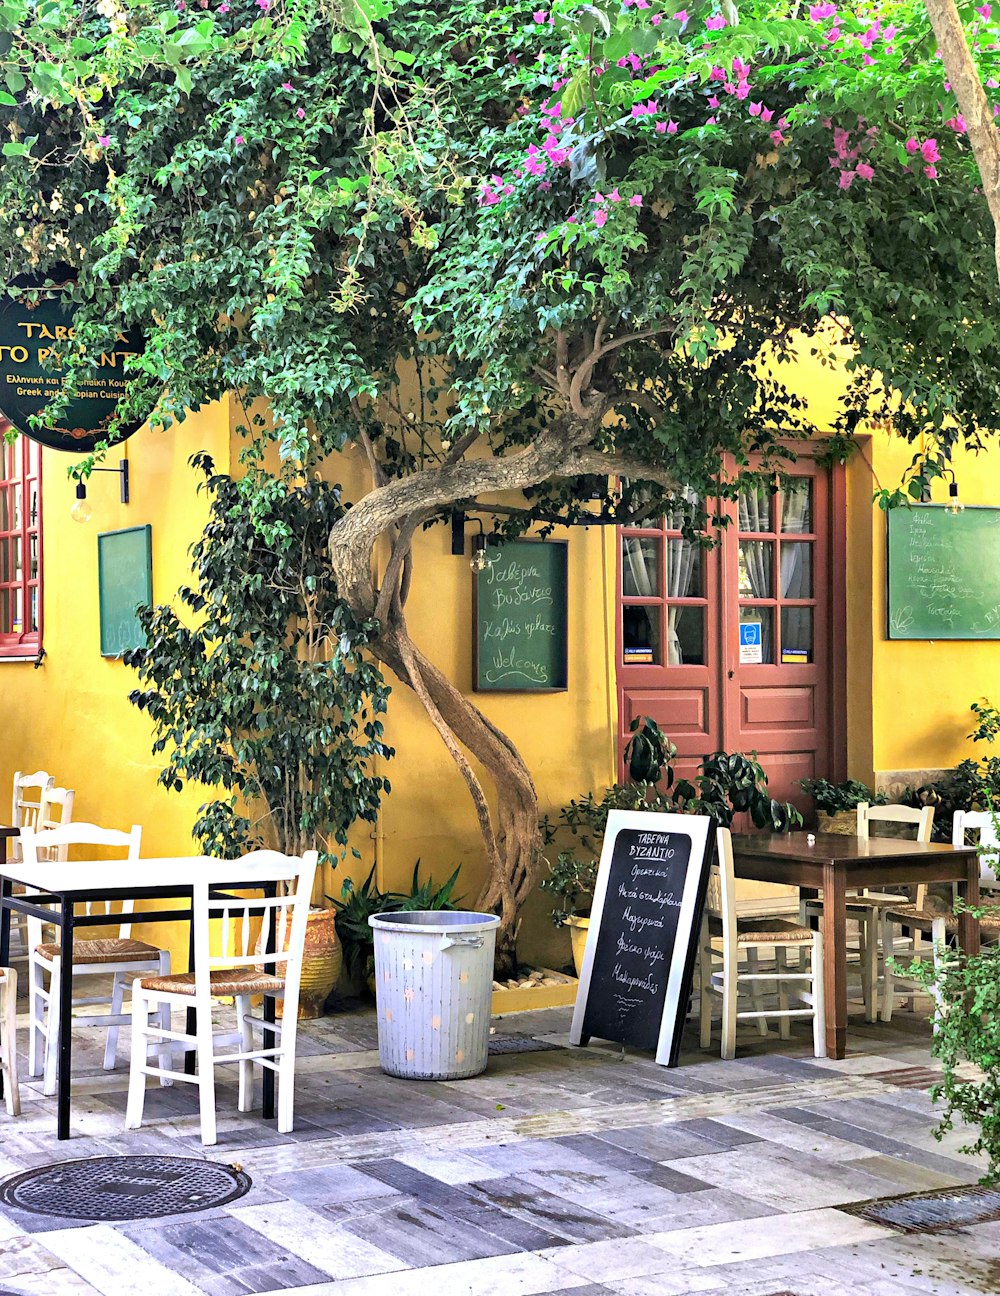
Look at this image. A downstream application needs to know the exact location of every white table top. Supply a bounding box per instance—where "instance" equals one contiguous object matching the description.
[0,856,300,893]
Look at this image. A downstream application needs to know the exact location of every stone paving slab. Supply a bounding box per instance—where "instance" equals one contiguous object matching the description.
[0,994,992,1295]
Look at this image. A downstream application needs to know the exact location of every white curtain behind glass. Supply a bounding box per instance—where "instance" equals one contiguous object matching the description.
[737,485,773,661]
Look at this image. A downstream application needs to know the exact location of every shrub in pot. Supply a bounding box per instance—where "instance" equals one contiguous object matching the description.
[542,718,800,974]
[799,778,886,833]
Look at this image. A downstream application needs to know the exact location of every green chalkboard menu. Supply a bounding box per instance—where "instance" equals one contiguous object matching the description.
[98,525,152,658]
[473,538,568,692]
[887,505,1000,639]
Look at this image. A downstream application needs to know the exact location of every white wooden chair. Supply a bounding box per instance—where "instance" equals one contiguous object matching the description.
[880,809,1000,1021]
[37,786,76,841]
[9,770,55,955]
[20,822,170,1095]
[700,828,826,1060]
[0,967,19,1116]
[800,801,934,1020]
[126,849,318,1146]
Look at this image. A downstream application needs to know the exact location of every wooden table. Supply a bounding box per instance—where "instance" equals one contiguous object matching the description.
[0,856,285,1140]
[730,833,980,1059]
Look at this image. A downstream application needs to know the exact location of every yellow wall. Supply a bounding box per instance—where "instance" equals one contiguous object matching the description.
[6,355,1000,974]
[0,400,233,966]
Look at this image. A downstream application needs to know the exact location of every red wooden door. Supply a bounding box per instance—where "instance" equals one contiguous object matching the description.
[617,461,845,814]
[721,463,834,812]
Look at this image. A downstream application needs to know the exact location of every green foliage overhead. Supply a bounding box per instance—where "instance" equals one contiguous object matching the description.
[126,456,392,860]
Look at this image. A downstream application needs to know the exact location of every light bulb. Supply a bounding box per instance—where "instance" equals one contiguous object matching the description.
[71,481,92,524]
[470,548,488,572]
[946,481,964,515]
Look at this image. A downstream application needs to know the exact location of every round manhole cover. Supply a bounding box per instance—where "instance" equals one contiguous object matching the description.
[0,1156,252,1221]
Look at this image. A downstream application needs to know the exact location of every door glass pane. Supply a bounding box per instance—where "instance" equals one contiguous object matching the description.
[781,607,813,663]
[0,588,8,634]
[781,479,812,533]
[780,542,813,598]
[623,605,661,665]
[665,537,701,598]
[738,483,773,533]
[28,586,38,633]
[739,606,773,664]
[667,605,705,666]
[622,537,660,597]
[663,488,701,531]
[739,540,772,598]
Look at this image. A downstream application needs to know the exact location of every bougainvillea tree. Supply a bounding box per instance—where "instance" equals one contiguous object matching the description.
[1,0,998,967]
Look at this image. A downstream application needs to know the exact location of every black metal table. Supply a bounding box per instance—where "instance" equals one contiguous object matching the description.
[0,856,280,1140]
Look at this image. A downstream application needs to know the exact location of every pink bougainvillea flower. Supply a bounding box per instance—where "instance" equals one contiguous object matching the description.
[735,81,750,101]
[749,101,763,116]
[629,194,643,207]
[296,107,306,119]
[281,81,293,91]
[532,10,547,21]
[760,107,774,122]
[608,187,622,202]
[707,95,720,109]
[905,137,919,153]
[539,180,552,190]
[838,170,855,189]
[651,11,662,22]
[175,0,185,9]
[98,135,111,146]
[924,164,938,179]
[809,2,837,19]
[709,65,726,82]
[218,2,229,10]
[976,3,991,18]
[635,0,650,8]
[234,135,244,145]
[706,13,726,30]
[770,128,785,144]
[255,0,269,9]
[593,207,609,228]
[945,115,966,133]
[675,8,689,21]
[921,138,940,163]
[883,24,898,39]
[655,121,667,132]
[856,161,874,181]
[666,119,678,133]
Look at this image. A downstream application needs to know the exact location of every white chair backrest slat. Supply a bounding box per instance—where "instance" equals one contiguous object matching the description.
[857,802,934,844]
[35,787,76,862]
[19,823,143,946]
[706,829,739,965]
[953,809,1000,888]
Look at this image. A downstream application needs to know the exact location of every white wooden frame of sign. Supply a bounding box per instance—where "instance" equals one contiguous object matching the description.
[569,809,714,1066]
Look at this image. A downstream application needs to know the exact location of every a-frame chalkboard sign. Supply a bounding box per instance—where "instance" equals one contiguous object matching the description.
[569,810,714,1067]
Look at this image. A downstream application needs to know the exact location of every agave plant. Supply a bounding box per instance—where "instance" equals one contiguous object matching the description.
[330,861,462,988]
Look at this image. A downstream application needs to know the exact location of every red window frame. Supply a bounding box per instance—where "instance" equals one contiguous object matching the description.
[0,425,43,657]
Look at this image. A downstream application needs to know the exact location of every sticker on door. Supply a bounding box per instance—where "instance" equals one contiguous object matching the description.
[739,621,762,664]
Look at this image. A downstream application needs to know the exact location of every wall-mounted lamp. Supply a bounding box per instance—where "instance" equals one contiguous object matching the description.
[451,510,496,571]
[945,471,964,515]
[70,459,130,524]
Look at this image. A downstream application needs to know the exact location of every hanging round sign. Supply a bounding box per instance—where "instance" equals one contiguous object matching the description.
[0,287,151,453]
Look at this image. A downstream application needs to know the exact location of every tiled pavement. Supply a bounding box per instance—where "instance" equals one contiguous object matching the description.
[0,989,995,1296]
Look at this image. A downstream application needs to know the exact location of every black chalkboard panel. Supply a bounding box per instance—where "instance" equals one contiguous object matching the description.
[473,538,568,691]
[569,810,713,1066]
[887,504,1000,639]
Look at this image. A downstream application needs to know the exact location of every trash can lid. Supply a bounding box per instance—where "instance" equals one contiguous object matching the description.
[368,910,500,934]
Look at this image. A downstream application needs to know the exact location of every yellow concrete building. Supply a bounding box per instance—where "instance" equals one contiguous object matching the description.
[2,359,999,970]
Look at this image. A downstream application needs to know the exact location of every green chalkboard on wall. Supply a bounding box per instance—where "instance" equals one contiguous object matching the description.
[98,525,152,658]
[474,538,568,691]
[887,505,1000,639]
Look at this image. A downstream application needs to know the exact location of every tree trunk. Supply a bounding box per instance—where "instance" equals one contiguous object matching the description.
[373,623,541,978]
[923,0,1000,284]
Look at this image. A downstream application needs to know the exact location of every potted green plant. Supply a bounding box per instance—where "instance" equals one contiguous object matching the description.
[332,861,462,995]
[799,778,885,834]
[127,462,393,1018]
[543,719,800,974]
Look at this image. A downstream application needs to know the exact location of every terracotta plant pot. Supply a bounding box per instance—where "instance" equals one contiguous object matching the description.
[565,915,590,977]
[258,906,343,1020]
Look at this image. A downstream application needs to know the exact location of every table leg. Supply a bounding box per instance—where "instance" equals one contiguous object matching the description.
[957,854,981,960]
[57,898,74,1141]
[262,883,276,1121]
[185,901,197,1077]
[821,863,847,1060]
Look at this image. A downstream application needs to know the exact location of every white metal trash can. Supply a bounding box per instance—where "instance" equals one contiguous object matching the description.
[369,910,500,1080]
